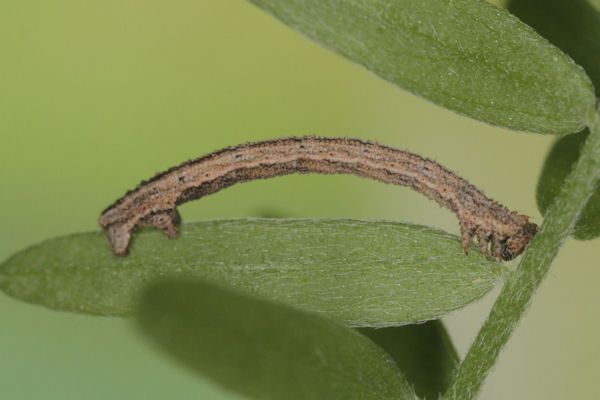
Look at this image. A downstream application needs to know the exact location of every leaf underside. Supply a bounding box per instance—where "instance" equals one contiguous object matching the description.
[0,219,504,327]
[247,0,595,133]
[507,0,600,98]
[509,0,600,240]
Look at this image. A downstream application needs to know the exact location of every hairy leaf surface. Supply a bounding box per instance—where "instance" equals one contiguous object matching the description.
[247,0,595,133]
[0,219,505,326]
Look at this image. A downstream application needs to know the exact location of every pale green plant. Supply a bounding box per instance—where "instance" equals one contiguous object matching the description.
[2,1,599,398]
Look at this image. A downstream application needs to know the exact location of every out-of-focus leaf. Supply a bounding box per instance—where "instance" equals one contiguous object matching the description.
[536,131,600,240]
[0,219,505,326]
[137,278,417,400]
[507,0,600,96]
[246,0,595,133]
[359,320,458,399]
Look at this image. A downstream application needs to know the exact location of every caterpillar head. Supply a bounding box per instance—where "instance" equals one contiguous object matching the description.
[501,222,538,261]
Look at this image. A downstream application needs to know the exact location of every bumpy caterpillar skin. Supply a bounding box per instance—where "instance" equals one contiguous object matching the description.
[99,136,537,260]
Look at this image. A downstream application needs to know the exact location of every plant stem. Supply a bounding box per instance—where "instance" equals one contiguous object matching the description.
[442,111,600,400]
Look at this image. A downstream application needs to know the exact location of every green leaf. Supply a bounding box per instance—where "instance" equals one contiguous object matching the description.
[246,0,595,133]
[536,130,600,240]
[137,278,417,400]
[507,0,600,96]
[441,107,600,400]
[0,218,505,326]
[359,320,458,399]
[509,0,600,239]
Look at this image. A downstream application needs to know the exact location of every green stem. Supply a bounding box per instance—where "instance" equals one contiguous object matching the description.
[442,112,600,400]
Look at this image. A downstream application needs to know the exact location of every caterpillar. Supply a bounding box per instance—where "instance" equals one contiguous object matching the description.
[99,136,537,260]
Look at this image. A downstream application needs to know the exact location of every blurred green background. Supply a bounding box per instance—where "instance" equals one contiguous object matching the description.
[1,1,599,399]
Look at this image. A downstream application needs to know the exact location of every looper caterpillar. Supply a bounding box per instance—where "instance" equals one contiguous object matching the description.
[99,136,537,260]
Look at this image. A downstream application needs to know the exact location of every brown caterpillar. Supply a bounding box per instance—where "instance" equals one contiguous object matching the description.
[99,136,537,260]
